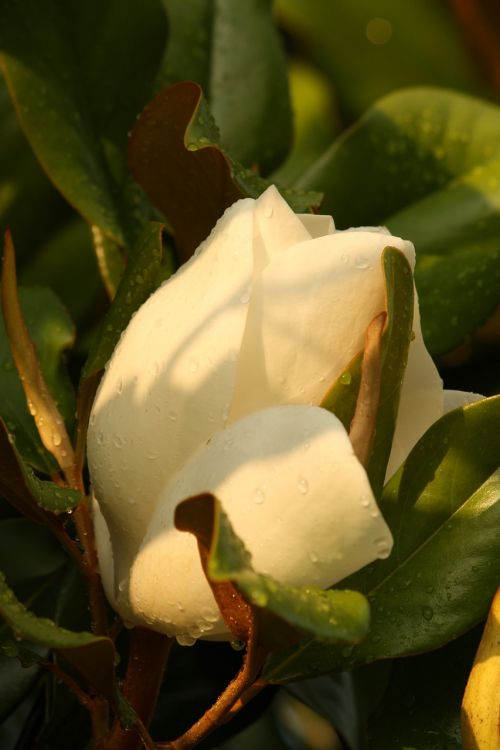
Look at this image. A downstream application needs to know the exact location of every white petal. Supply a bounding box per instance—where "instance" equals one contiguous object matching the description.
[298,213,335,237]
[230,230,413,420]
[443,389,484,413]
[126,405,393,639]
[253,186,311,269]
[386,307,443,479]
[87,198,255,585]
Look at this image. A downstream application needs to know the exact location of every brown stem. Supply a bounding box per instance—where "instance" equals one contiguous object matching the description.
[72,497,109,637]
[103,628,172,750]
[158,636,266,750]
[222,678,267,723]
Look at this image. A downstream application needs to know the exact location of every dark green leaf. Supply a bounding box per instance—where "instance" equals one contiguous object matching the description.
[0,571,116,701]
[0,0,167,247]
[367,628,482,749]
[264,397,500,682]
[0,76,69,263]
[0,650,40,724]
[276,0,484,119]
[83,221,164,378]
[0,519,66,584]
[128,82,321,262]
[20,219,104,326]
[0,287,75,472]
[159,0,292,174]
[298,88,500,355]
[176,494,370,645]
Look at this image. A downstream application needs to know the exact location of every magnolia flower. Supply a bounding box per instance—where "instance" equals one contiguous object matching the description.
[87,186,474,644]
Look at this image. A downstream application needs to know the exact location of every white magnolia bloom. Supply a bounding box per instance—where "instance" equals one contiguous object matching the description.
[87,186,473,643]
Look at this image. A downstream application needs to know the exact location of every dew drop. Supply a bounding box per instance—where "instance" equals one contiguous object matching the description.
[253,487,266,504]
[116,378,123,394]
[239,291,250,304]
[421,605,434,621]
[263,205,274,219]
[230,639,245,651]
[340,371,352,385]
[147,449,159,460]
[375,537,391,559]
[297,477,309,495]
[52,432,62,447]
[168,410,178,421]
[176,634,196,646]
[188,358,199,373]
[112,435,124,448]
[360,495,371,508]
[308,550,319,564]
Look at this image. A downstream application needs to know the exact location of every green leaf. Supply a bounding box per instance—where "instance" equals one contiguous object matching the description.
[276,0,484,119]
[176,494,370,645]
[159,0,292,174]
[367,628,482,749]
[263,397,500,682]
[0,0,167,247]
[0,570,116,701]
[83,221,164,379]
[0,417,81,519]
[0,76,68,263]
[128,81,321,262]
[0,649,40,723]
[0,519,66,584]
[322,246,414,496]
[0,287,75,472]
[19,219,103,327]
[272,62,340,187]
[298,88,500,355]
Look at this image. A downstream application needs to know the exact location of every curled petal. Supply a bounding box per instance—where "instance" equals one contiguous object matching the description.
[126,405,393,639]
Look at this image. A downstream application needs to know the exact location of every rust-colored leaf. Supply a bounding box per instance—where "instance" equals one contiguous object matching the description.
[128,82,243,263]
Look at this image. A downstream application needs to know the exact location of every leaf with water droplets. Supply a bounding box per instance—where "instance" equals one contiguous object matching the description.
[158,0,293,175]
[0,0,166,250]
[299,88,500,355]
[264,396,500,682]
[0,570,116,701]
[128,82,322,263]
[175,494,370,647]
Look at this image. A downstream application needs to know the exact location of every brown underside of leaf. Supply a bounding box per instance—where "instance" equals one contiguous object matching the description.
[128,82,243,263]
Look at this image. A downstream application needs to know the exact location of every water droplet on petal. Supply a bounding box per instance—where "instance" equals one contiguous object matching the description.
[116,378,123,394]
[176,634,196,646]
[112,435,124,448]
[309,550,319,563]
[297,477,309,495]
[168,410,178,421]
[253,487,266,504]
[375,537,391,559]
[340,372,352,385]
[239,291,250,304]
[263,205,274,218]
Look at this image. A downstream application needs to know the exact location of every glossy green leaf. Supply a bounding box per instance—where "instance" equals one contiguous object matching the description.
[0,0,167,247]
[367,628,482,749]
[298,88,500,355]
[159,0,292,174]
[0,571,116,701]
[264,397,500,682]
[0,418,81,519]
[128,82,321,262]
[82,222,164,379]
[0,76,69,264]
[0,288,75,472]
[276,0,484,119]
[322,246,414,496]
[176,495,370,645]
